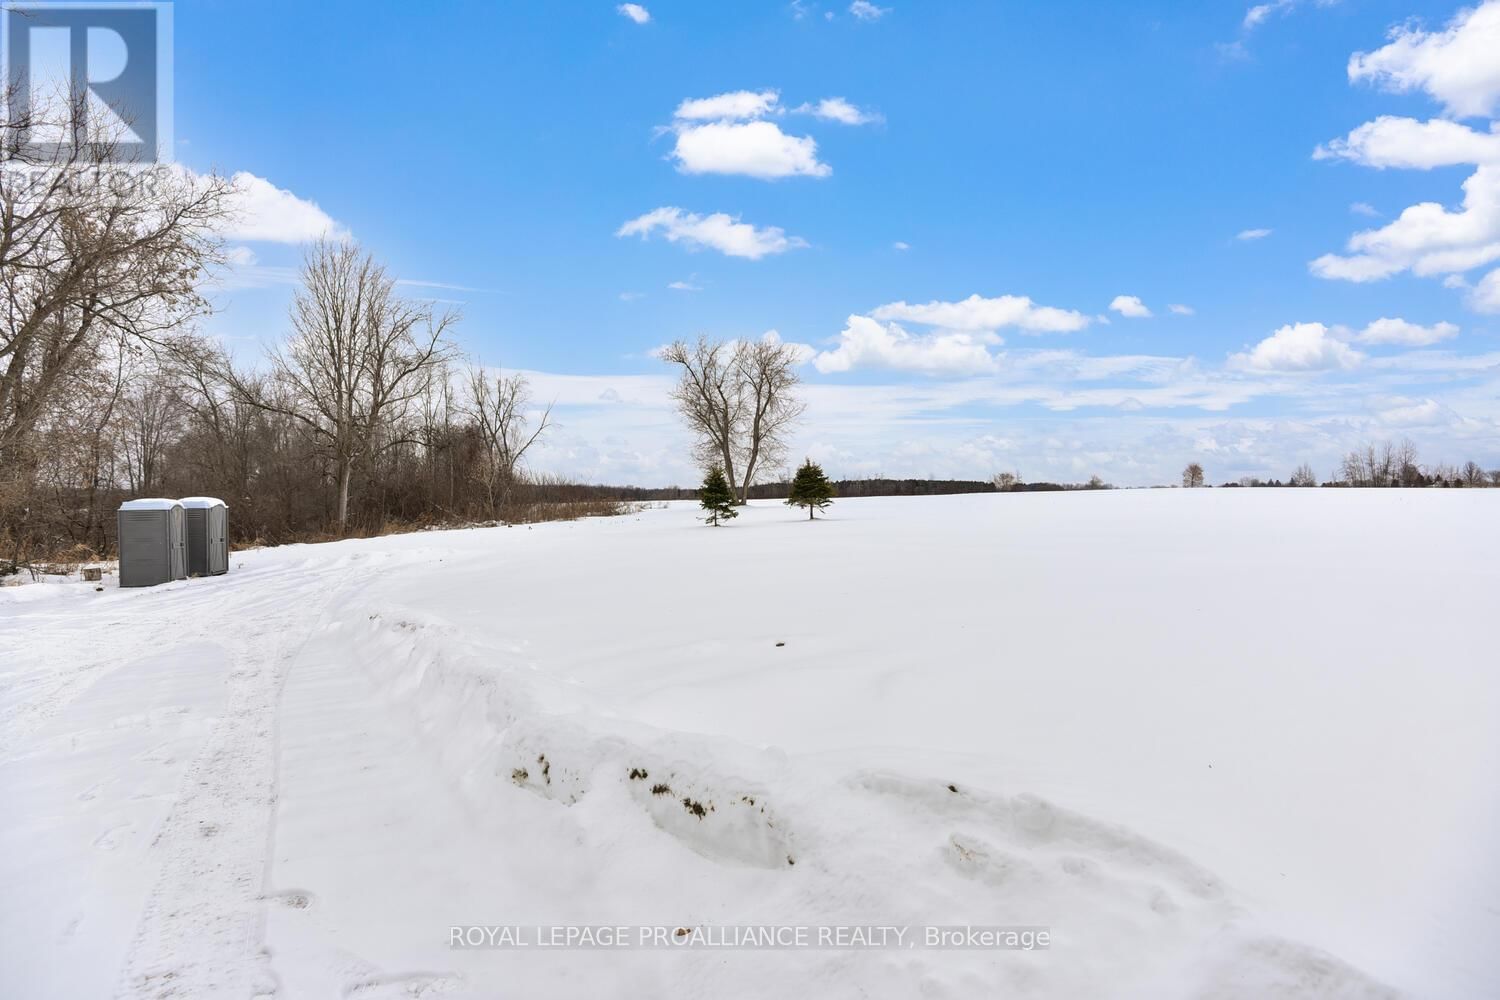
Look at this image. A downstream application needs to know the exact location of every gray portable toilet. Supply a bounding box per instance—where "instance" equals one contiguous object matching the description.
[117,499,187,587]
[179,497,229,577]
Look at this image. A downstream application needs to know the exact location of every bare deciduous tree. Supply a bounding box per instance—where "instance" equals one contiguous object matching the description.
[1182,462,1204,488]
[1394,438,1422,487]
[120,361,184,495]
[465,365,551,517]
[1342,440,1424,488]
[1,85,229,560]
[1290,463,1318,487]
[257,241,455,533]
[1369,442,1396,487]
[662,337,744,496]
[732,337,804,502]
[661,335,803,503]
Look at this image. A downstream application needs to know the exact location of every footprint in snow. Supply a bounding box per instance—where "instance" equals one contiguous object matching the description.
[343,971,465,998]
[92,823,130,850]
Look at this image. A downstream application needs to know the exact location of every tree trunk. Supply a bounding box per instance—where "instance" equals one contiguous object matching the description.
[739,441,758,505]
[719,437,738,505]
[336,459,352,535]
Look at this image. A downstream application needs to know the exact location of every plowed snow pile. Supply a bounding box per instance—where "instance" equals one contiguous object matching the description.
[3,491,1497,998]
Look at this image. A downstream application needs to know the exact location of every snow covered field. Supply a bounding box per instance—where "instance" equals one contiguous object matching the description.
[2,490,1496,998]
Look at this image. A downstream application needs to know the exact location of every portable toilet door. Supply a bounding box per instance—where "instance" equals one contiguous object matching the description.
[117,499,187,587]
[209,502,228,575]
[170,503,187,581]
[169,504,187,580]
[180,497,229,576]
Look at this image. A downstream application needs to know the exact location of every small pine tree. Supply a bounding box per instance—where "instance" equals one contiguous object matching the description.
[786,459,834,520]
[699,466,738,526]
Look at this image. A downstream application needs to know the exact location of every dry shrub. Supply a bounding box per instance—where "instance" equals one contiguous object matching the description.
[500,499,634,524]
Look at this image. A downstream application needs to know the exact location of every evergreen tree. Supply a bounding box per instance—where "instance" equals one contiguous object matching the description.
[699,466,738,526]
[786,459,835,520]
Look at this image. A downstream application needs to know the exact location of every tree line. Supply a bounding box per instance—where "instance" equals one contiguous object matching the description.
[1177,442,1498,490]
[1,95,593,573]
[3,241,579,571]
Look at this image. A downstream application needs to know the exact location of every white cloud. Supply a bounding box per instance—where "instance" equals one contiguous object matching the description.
[667,279,702,291]
[813,316,1000,375]
[617,3,650,24]
[1351,202,1380,217]
[673,90,781,122]
[869,293,1091,334]
[758,328,819,365]
[1314,116,1500,169]
[1168,303,1196,316]
[394,278,496,293]
[1310,165,1500,282]
[809,293,1093,375]
[1230,322,1365,372]
[224,171,345,243]
[616,207,807,259]
[665,89,870,179]
[1470,267,1500,312]
[1243,5,1272,29]
[210,262,301,291]
[892,241,910,251]
[1348,0,1500,118]
[1234,0,1340,50]
[1243,0,1294,31]
[1236,228,1273,241]
[798,97,881,125]
[1109,295,1153,318]
[1376,398,1449,426]
[1354,317,1459,346]
[1314,35,1500,294]
[618,291,645,302]
[671,120,831,179]
[1308,254,1404,283]
[848,1,889,20]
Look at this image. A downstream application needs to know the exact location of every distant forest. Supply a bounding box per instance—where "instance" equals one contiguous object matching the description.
[557,476,1113,503]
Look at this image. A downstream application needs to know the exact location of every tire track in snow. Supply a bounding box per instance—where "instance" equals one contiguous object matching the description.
[110,563,350,1000]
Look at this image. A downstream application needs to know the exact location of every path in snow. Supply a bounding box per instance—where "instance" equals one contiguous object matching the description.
[2,552,369,998]
[112,561,345,999]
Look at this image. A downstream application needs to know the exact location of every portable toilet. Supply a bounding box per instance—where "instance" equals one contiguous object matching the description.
[117,499,187,587]
[180,497,229,577]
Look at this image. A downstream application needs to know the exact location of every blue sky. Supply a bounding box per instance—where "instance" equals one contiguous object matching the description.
[174,0,1499,486]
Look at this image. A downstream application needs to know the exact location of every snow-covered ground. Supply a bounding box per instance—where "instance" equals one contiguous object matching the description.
[2,490,1496,998]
